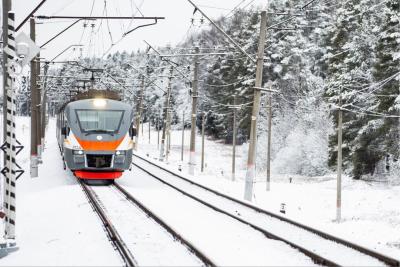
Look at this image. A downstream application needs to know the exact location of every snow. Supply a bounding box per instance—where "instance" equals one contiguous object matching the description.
[91,185,203,266]
[119,167,316,266]
[0,118,398,265]
[131,155,386,266]
[136,122,400,261]
[0,117,122,266]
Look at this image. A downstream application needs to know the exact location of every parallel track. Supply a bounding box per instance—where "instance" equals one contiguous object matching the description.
[132,153,400,267]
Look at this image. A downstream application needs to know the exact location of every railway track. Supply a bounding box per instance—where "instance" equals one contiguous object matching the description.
[132,153,400,267]
[78,180,137,267]
[78,179,214,267]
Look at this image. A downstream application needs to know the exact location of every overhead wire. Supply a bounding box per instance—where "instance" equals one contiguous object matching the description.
[78,0,95,46]
[51,0,79,15]
[104,0,114,45]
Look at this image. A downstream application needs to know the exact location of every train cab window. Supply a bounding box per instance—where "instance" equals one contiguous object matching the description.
[76,110,124,134]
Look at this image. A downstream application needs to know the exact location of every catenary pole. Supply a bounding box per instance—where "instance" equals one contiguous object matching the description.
[148,112,151,144]
[166,108,171,161]
[181,111,185,161]
[141,119,144,136]
[30,18,39,178]
[157,116,160,149]
[336,92,343,222]
[189,46,199,175]
[266,87,272,191]
[232,95,237,181]
[2,0,11,165]
[3,11,18,241]
[135,75,145,150]
[40,63,49,152]
[167,109,171,156]
[159,66,173,161]
[36,41,42,162]
[201,112,205,172]
[244,11,268,201]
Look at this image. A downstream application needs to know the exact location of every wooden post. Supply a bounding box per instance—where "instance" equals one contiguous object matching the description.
[201,112,205,172]
[181,111,185,161]
[244,11,268,201]
[30,17,39,177]
[157,116,160,150]
[232,95,237,181]
[159,67,173,161]
[148,113,151,144]
[336,92,343,222]
[135,75,145,150]
[266,87,272,191]
[189,46,200,175]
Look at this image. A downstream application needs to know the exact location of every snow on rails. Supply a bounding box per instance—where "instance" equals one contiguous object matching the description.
[131,153,400,267]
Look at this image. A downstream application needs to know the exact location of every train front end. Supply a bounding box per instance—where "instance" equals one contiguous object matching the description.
[61,98,135,180]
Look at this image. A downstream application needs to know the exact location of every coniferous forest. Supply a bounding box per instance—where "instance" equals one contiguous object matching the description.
[15,0,400,181]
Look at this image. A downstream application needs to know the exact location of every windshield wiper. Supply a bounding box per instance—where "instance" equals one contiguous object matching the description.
[85,129,115,136]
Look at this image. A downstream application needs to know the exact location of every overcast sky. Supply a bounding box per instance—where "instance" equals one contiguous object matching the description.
[6,0,268,61]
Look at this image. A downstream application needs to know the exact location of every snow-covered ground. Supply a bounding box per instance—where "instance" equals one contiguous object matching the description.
[136,122,400,260]
[0,117,122,266]
[0,117,398,265]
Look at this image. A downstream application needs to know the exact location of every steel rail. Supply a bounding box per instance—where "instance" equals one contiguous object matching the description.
[131,158,340,266]
[113,183,216,267]
[132,153,400,267]
[78,180,138,267]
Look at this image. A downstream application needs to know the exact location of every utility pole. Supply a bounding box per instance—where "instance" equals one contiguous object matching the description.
[181,111,185,161]
[40,63,49,152]
[3,10,24,242]
[167,110,171,153]
[189,46,200,175]
[159,66,173,161]
[201,112,205,172]
[36,50,42,162]
[166,108,171,161]
[141,119,144,136]
[232,95,238,181]
[148,112,151,144]
[336,92,343,222]
[266,87,272,191]
[2,0,11,164]
[157,116,160,150]
[135,75,145,150]
[30,18,39,178]
[244,11,268,201]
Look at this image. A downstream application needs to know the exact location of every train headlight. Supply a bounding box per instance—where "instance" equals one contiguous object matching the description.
[115,150,126,164]
[93,98,107,108]
[73,150,85,164]
[73,150,84,155]
[115,150,126,155]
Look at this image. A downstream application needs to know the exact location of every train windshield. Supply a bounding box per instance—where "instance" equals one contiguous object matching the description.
[76,110,124,133]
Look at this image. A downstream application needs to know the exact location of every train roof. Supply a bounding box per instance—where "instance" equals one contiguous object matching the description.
[65,98,132,111]
[57,89,124,113]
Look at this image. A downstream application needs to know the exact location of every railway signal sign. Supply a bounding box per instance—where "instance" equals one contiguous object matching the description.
[15,32,40,67]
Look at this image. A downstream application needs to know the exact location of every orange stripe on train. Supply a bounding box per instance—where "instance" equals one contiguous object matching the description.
[75,137,124,151]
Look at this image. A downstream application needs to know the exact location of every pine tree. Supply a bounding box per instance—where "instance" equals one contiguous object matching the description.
[370,0,400,175]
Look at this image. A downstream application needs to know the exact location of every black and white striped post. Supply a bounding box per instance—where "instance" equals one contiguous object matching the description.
[1,11,24,242]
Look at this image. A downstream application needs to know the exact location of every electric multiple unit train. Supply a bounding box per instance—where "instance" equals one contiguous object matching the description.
[56,95,135,182]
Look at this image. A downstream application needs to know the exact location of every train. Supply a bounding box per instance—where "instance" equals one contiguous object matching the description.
[56,91,136,183]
